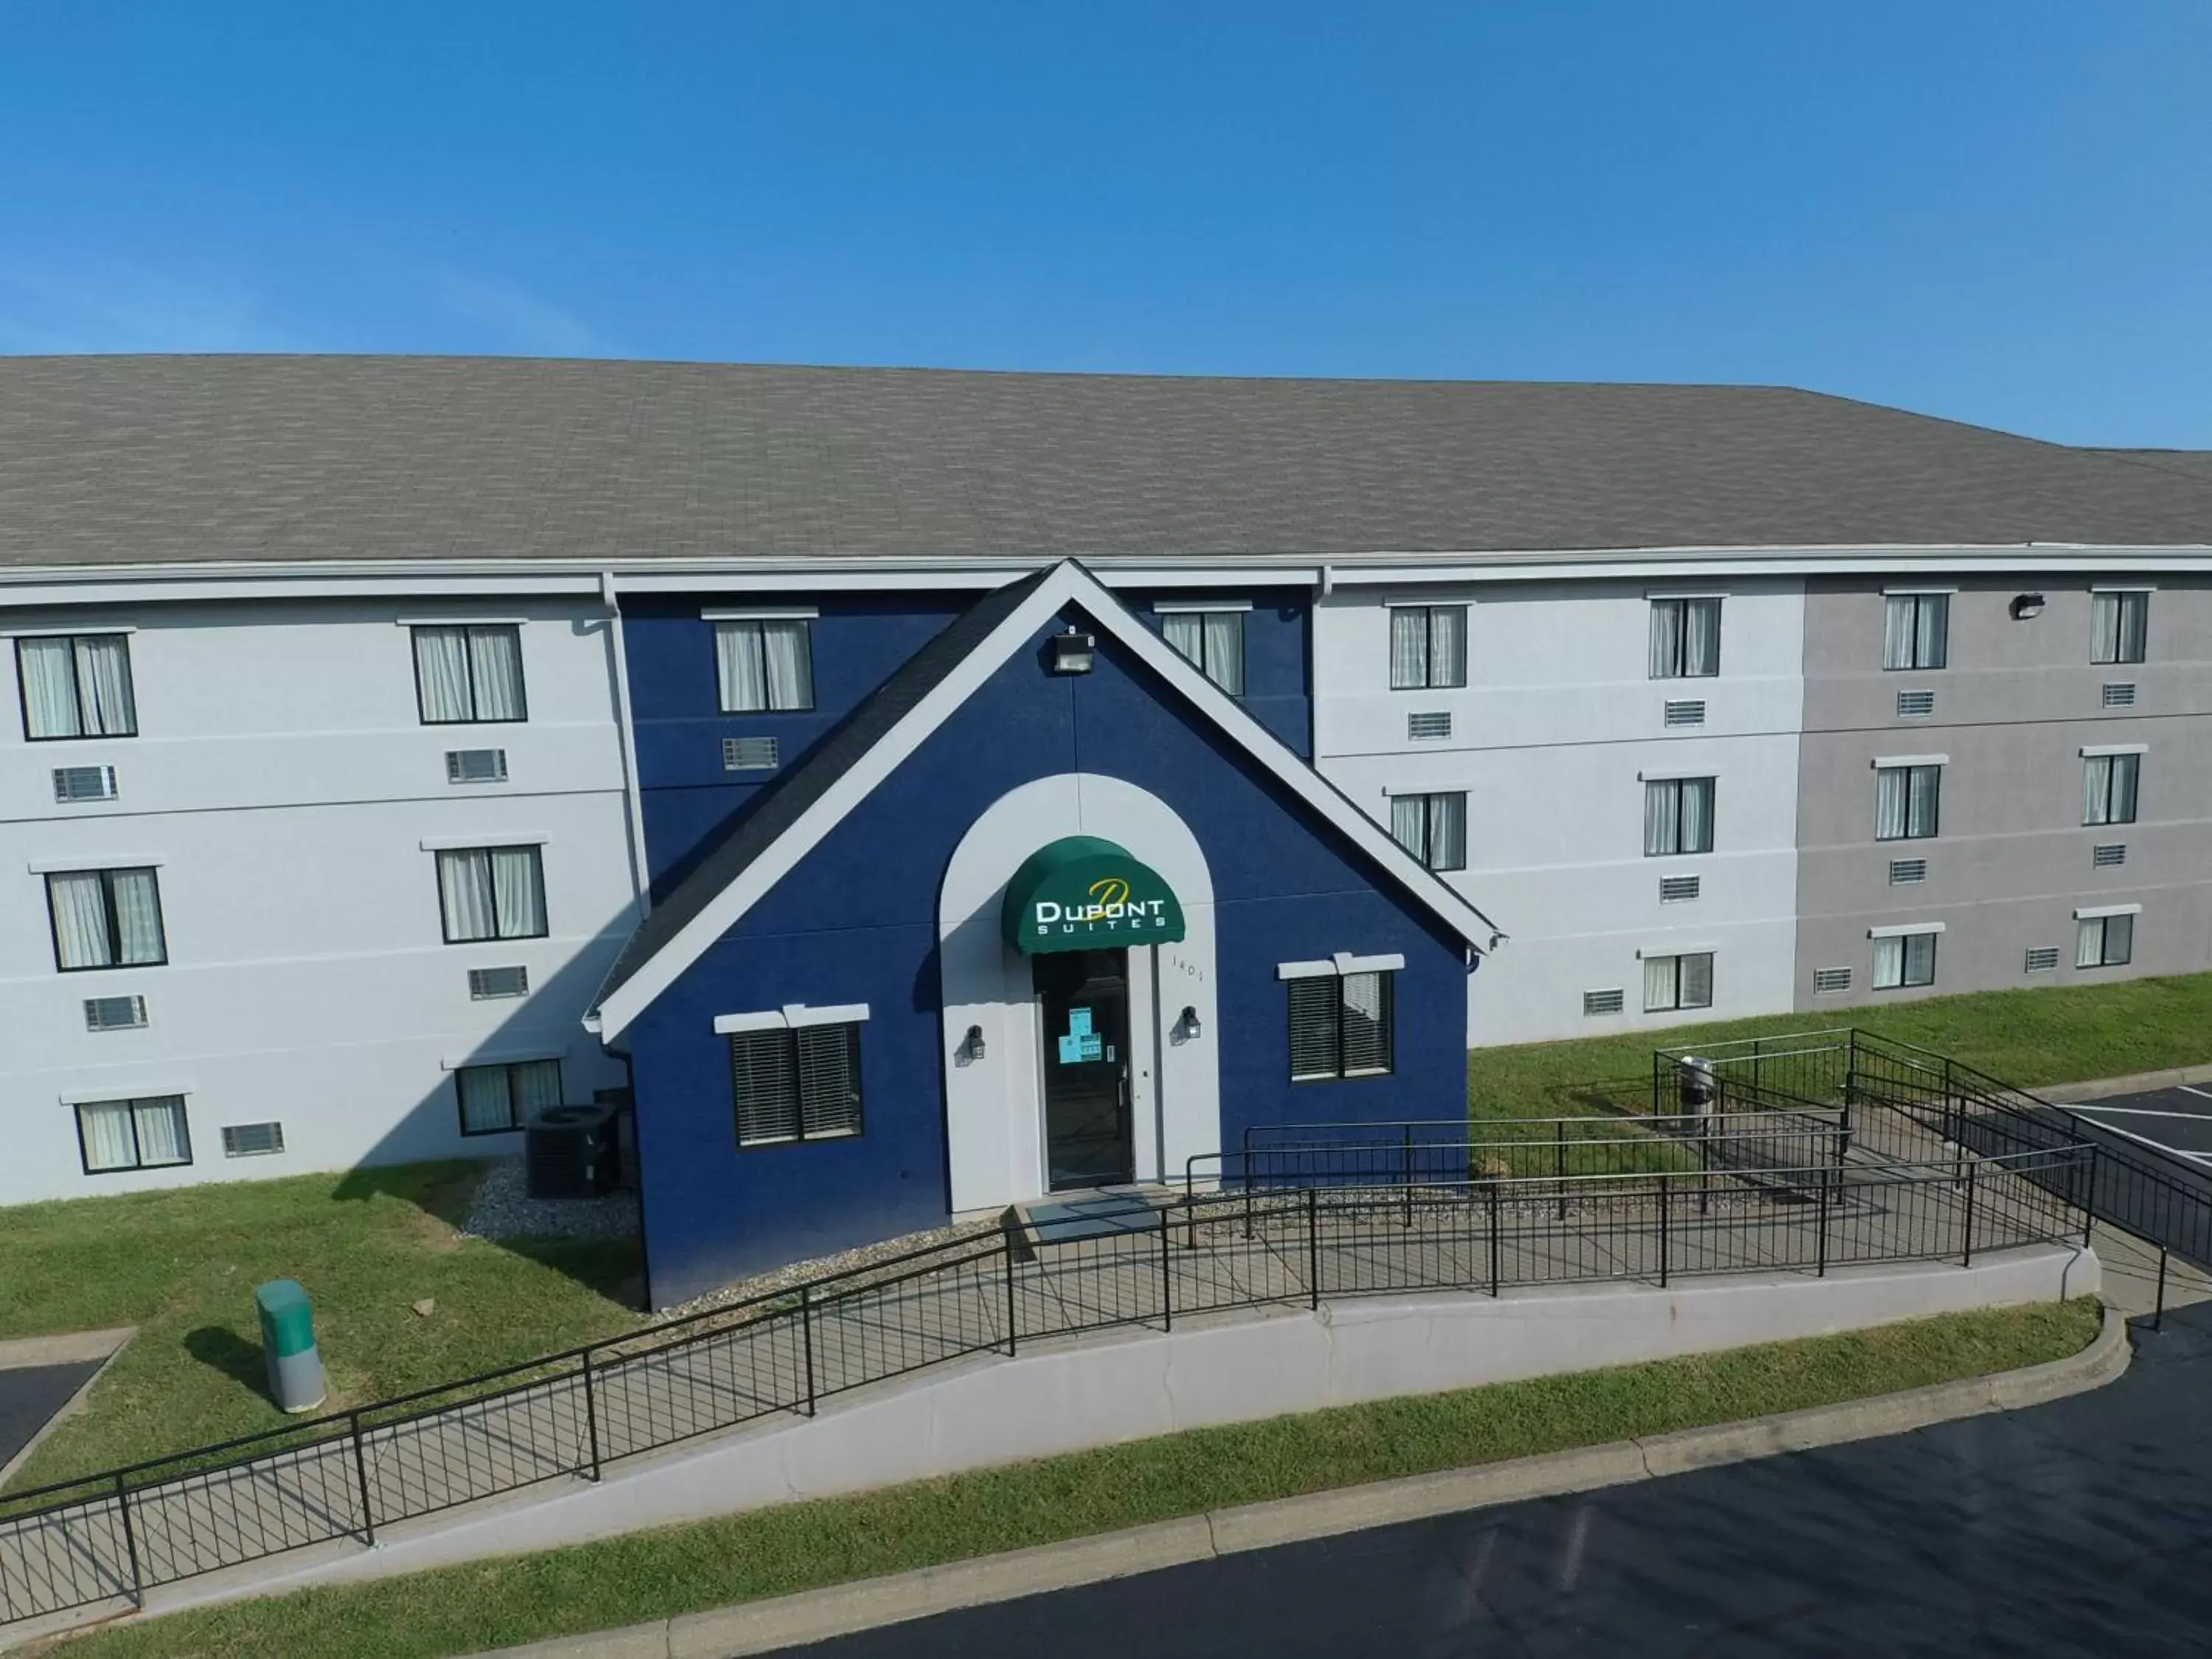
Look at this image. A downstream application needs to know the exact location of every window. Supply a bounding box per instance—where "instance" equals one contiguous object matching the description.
[1390,791,1466,872]
[1388,605,1467,690]
[1872,931,1938,990]
[2083,753,2140,826]
[412,625,526,724]
[730,1023,865,1146]
[1644,776,1715,857]
[1161,610,1245,695]
[1882,594,1949,671]
[715,618,815,712]
[1648,598,1720,679]
[2091,591,2148,665]
[456,1058,563,1135]
[18,633,136,740]
[1875,764,1941,841]
[47,867,167,972]
[76,1096,190,1173]
[436,846,547,943]
[1642,952,1714,1013]
[1287,970,1396,1082]
[2076,914,2135,970]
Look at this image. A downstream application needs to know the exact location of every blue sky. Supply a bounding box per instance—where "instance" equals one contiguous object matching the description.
[4,3,2207,445]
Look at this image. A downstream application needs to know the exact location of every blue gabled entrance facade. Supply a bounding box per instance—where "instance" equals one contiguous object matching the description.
[594,563,1499,1307]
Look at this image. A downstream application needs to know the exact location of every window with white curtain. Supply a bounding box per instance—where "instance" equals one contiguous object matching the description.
[17,634,137,740]
[2091,591,2148,665]
[1388,605,1467,690]
[2083,754,2140,826]
[1882,594,1950,671]
[75,1096,191,1174]
[436,846,548,943]
[1872,931,1938,990]
[2076,914,2134,970]
[715,618,815,712]
[1875,764,1941,841]
[411,625,527,724]
[1287,970,1396,1082]
[730,1023,865,1147]
[455,1058,563,1135]
[1642,953,1713,1013]
[46,867,167,972]
[1648,598,1721,679]
[1159,609,1245,695]
[1389,791,1467,872]
[1643,776,1716,857]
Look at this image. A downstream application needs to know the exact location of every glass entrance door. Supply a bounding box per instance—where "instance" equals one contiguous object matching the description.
[1035,948,1134,1190]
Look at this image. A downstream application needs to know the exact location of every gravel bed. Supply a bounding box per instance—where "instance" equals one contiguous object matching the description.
[461,1157,642,1242]
[655,1214,1004,1318]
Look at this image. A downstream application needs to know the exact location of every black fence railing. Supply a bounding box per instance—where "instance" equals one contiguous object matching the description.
[0,1140,2089,1630]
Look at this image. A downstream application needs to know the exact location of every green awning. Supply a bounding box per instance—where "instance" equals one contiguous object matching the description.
[1001,836,1186,953]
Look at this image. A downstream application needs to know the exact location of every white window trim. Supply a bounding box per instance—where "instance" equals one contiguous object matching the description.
[1644,589,1726,600]
[1380,784,1467,797]
[2074,903,2144,920]
[419,834,550,852]
[713,1002,872,1034]
[440,1048,564,1072]
[1152,599,1253,614]
[29,854,164,873]
[2089,585,2156,594]
[60,1082,192,1106]
[1276,960,1336,981]
[1382,596,1471,608]
[3,625,141,639]
[1276,955,1405,981]
[1636,769,1721,783]
[2080,743,2149,758]
[1871,754,1949,769]
[1635,943,1719,959]
[1881,585,1958,596]
[700,606,820,622]
[1868,922,1947,939]
[396,616,527,628]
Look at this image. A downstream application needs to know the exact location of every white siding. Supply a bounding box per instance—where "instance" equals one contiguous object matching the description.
[0,598,640,1203]
[1312,579,1806,1045]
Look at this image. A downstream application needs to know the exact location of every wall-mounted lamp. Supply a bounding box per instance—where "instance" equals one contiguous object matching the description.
[2010,593,2048,620]
[1176,1005,1202,1042]
[962,1024,987,1062]
[1049,630,1097,675]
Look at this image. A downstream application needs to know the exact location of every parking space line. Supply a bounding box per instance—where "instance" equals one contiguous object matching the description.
[2070,1106,2212,1121]
[2073,1115,2212,1166]
[2180,1086,2212,1102]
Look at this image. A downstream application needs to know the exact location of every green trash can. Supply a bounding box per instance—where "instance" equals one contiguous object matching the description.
[255,1279,327,1413]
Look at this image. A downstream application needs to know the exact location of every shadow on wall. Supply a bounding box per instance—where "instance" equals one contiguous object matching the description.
[324,942,646,1308]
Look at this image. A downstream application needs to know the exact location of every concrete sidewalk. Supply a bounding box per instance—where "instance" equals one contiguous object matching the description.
[464,1304,2131,1659]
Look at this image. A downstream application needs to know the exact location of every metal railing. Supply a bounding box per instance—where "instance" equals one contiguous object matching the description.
[0,1139,2090,1628]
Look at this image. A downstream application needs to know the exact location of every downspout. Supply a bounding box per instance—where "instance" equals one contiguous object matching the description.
[600,571,653,920]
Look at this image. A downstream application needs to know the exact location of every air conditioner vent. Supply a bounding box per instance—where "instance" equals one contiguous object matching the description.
[1658,874,1700,902]
[2092,843,2127,869]
[53,765,117,803]
[221,1122,286,1158]
[1896,689,1935,718]
[445,748,509,785]
[524,1103,622,1199]
[1582,988,1625,1017]
[1663,700,1705,728]
[1812,967,1853,994]
[723,736,780,771]
[2025,947,2061,973]
[2101,682,2136,709]
[83,995,147,1032]
[1888,858,1927,886]
[468,965,529,1001]
[1406,711,1452,741]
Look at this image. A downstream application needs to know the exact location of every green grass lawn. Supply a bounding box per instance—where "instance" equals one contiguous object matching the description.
[55,1297,2102,1659]
[0,1164,641,1495]
[1470,969,2212,1124]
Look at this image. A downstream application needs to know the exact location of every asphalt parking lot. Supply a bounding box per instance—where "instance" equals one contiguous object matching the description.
[0,1360,100,1476]
[2053,1085,2212,1164]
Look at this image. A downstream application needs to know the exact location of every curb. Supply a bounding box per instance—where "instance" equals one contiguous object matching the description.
[2043,1062,2212,1104]
[0,1328,136,1492]
[468,1304,2130,1659]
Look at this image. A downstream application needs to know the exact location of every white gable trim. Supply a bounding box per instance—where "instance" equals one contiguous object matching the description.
[593,560,1506,1039]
